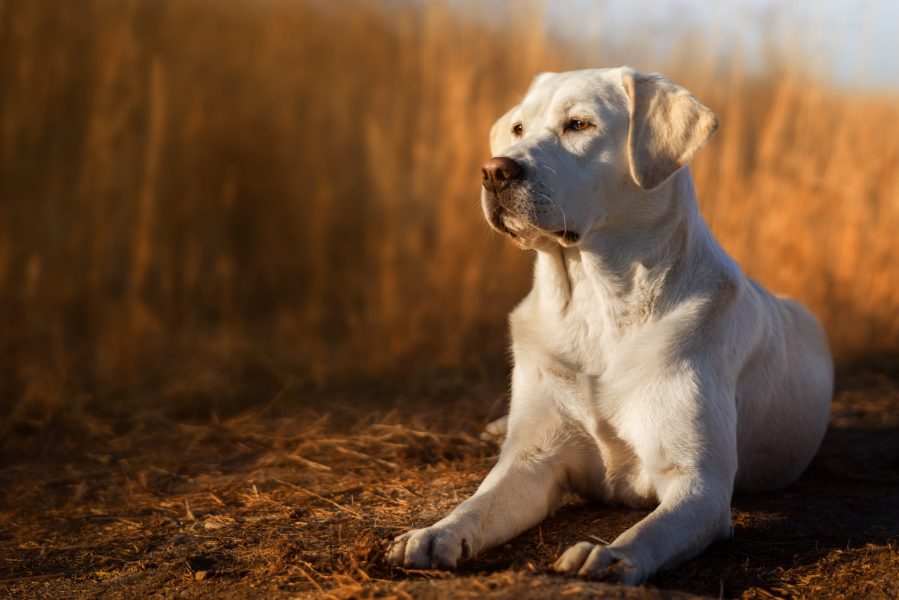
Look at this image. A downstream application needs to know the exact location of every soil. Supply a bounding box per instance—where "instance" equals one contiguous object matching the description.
[1,365,897,599]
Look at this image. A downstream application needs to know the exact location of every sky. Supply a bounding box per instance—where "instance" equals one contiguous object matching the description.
[542,0,899,90]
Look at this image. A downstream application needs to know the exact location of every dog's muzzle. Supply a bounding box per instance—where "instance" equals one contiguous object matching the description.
[480,156,579,244]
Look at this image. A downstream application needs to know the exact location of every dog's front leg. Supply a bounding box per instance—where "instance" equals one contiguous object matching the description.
[388,367,599,570]
[386,438,565,569]
[555,371,738,585]
[554,470,733,584]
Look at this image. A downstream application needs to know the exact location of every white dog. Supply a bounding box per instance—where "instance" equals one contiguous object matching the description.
[388,67,833,585]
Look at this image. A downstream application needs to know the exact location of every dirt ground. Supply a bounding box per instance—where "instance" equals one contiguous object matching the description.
[1,364,898,599]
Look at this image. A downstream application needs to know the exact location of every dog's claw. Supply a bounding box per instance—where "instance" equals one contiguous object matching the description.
[553,541,595,573]
[554,541,645,585]
[387,532,412,566]
[387,527,467,570]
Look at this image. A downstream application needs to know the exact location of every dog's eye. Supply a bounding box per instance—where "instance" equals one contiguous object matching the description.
[566,118,592,131]
[512,123,524,136]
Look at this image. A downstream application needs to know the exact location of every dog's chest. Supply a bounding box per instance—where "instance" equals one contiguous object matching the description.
[511,273,626,435]
[510,260,663,503]
[514,263,625,376]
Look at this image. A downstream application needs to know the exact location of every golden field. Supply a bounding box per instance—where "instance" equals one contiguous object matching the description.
[2,0,899,411]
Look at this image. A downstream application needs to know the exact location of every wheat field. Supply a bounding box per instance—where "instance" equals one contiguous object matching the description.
[2,0,899,412]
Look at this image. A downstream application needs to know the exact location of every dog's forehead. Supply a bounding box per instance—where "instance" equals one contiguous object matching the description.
[520,69,625,117]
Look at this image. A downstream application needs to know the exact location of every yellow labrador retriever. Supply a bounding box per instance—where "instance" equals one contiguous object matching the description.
[388,67,833,584]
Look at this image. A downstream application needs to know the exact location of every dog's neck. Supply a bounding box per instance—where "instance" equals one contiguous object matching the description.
[533,169,723,328]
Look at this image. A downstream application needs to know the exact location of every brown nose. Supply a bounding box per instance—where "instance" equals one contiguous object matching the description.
[482,156,523,193]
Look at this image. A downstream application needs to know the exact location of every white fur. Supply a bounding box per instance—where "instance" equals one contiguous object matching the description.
[387,67,833,584]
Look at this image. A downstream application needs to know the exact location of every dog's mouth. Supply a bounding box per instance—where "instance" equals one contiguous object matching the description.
[488,206,580,246]
[554,230,580,244]
[488,206,518,238]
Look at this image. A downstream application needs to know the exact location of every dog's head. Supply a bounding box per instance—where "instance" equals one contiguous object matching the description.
[481,67,718,248]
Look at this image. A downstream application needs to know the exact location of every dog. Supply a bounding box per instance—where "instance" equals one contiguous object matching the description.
[387,67,833,585]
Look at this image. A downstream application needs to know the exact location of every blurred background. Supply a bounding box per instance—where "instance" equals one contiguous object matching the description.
[3,0,899,418]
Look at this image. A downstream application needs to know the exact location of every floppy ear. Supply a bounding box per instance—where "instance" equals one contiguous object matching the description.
[621,69,718,190]
[489,105,517,156]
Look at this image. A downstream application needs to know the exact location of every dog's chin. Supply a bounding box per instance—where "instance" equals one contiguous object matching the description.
[489,218,531,249]
[486,212,581,249]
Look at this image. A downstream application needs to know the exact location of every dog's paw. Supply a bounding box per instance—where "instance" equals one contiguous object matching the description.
[387,526,471,570]
[480,415,509,441]
[553,541,646,586]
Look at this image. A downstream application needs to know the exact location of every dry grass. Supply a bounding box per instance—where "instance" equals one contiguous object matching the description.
[1,0,899,414]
